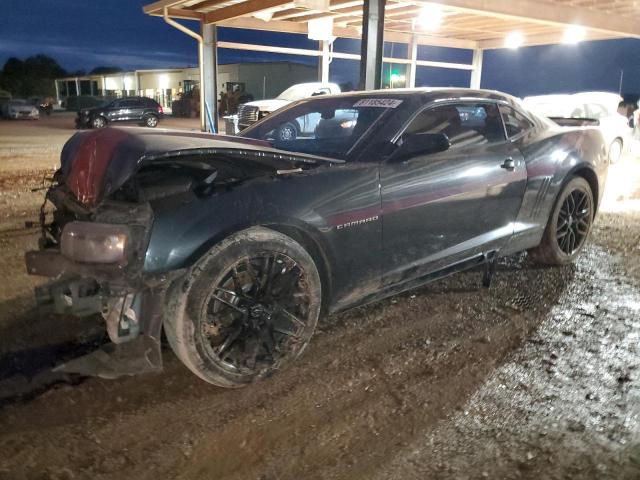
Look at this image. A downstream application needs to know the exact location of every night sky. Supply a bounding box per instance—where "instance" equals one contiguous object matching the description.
[2,0,639,97]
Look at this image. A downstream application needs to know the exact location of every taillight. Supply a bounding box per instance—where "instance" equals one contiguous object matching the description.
[157,105,163,114]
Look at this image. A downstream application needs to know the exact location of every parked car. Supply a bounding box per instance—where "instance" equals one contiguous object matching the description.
[523,92,632,163]
[0,89,12,113]
[1,99,39,120]
[76,96,164,129]
[229,82,341,135]
[26,88,608,387]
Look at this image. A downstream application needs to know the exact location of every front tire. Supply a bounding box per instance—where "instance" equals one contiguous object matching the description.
[164,227,322,387]
[528,176,594,265]
[92,116,106,129]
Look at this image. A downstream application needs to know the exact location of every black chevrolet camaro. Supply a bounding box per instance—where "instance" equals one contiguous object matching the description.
[27,88,608,387]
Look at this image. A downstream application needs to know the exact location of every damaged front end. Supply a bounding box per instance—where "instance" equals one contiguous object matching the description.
[26,127,331,379]
[25,129,181,378]
[25,188,172,378]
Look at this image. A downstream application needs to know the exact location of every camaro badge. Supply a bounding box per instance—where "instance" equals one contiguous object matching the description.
[336,216,380,230]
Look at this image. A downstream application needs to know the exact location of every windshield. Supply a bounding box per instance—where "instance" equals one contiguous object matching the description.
[8,99,28,106]
[240,96,402,160]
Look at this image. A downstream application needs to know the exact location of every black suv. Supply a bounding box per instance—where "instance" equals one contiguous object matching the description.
[76,97,164,129]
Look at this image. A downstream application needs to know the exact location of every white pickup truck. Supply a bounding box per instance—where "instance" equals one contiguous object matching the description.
[227,82,341,136]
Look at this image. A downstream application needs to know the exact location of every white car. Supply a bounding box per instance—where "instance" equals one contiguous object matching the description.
[232,82,341,136]
[2,99,40,120]
[523,92,631,163]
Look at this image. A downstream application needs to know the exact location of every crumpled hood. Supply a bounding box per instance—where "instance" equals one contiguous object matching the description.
[57,127,335,207]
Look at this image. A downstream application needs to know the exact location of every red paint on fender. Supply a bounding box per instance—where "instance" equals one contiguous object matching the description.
[65,128,131,207]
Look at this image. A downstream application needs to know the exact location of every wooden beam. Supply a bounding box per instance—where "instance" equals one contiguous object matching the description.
[415,0,640,38]
[219,16,479,48]
[143,0,188,14]
[205,0,295,24]
[185,0,227,11]
[143,1,205,19]
[479,30,618,49]
[217,40,475,70]
[273,0,362,20]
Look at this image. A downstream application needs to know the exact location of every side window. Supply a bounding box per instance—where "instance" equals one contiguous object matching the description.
[499,105,534,138]
[403,103,505,148]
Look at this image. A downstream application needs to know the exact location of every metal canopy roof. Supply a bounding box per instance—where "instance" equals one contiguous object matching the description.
[144,0,640,50]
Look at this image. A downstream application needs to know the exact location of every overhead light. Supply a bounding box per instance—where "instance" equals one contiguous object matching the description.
[253,10,274,22]
[562,25,586,44]
[504,31,524,49]
[414,4,444,31]
[308,17,334,41]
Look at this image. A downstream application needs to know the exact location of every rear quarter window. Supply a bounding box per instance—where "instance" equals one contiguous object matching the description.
[499,105,534,138]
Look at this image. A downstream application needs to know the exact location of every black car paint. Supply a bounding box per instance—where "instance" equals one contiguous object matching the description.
[136,89,607,314]
[76,96,163,128]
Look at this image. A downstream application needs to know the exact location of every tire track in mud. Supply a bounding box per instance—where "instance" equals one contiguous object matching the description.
[0,253,575,480]
[374,245,640,480]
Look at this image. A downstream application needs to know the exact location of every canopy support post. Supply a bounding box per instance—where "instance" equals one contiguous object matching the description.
[202,22,218,133]
[470,48,483,89]
[359,0,386,90]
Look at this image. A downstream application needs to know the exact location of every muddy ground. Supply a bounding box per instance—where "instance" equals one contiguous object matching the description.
[0,115,639,480]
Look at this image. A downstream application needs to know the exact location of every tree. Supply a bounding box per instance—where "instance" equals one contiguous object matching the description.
[0,55,67,98]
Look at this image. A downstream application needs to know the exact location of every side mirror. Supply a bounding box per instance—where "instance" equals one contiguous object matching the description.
[391,133,451,161]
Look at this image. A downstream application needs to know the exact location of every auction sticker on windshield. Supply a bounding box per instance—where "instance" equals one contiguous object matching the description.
[353,99,403,108]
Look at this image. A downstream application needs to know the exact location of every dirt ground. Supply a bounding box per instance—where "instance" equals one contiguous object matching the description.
[0,115,639,480]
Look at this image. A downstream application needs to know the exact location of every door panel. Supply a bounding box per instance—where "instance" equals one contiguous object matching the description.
[380,102,527,286]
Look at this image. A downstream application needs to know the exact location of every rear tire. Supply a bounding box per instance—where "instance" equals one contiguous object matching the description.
[164,227,322,387]
[608,138,623,164]
[528,176,594,265]
[144,114,158,128]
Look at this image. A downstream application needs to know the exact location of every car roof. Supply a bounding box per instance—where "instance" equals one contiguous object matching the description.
[115,96,155,102]
[316,87,519,104]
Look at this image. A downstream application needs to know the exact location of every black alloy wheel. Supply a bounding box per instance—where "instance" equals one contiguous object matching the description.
[201,252,313,374]
[163,227,322,387]
[528,176,594,265]
[555,188,591,255]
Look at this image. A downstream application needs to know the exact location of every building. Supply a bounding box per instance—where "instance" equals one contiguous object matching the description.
[54,61,317,111]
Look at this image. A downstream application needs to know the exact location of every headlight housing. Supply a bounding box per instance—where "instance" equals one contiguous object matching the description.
[61,222,129,264]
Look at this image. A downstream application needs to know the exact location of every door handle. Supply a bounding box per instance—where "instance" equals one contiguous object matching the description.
[501,158,516,171]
